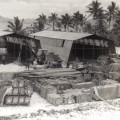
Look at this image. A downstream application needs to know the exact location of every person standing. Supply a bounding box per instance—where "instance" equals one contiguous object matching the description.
[25,59,30,70]
[1,55,5,65]
[33,59,37,69]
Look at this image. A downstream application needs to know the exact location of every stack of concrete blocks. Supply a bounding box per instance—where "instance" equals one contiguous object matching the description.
[40,84,57,99]
[4,79,33,106]
[46,89,92,106]
[46,94,63,106]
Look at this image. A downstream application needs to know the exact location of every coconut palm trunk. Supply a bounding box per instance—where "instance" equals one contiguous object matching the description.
[53,22,55,31]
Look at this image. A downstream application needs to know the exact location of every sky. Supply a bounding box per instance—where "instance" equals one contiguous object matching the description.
[0,0,120,19]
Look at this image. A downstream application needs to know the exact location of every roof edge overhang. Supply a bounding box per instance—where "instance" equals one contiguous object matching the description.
[73,34,113,42]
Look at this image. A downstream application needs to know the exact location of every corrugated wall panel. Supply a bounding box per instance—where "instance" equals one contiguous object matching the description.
[35,36,73,62]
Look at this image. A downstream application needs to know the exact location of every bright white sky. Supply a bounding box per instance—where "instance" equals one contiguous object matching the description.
[0,0,119,19]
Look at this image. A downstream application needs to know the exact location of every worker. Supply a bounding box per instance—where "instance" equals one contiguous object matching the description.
[29,55,35,65]
[1,55,5,65]
[72,57,79,69]
[33,59,37,69]
[25,59,30,70]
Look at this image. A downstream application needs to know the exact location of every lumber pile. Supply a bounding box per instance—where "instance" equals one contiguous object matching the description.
[72,82,95,89]
[18,68,95,85]
[18,68,83,78]
[16,67,120,106]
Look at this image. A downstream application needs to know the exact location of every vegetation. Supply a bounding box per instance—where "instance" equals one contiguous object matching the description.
[7,17,25,35]
[87,0,103,19]
[48,13,58,31]
[32,14,48,33]
[7,1,120,46]
[73,11,87,32]
[61,13,73,31]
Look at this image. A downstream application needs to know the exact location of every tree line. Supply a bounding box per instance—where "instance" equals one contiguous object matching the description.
[7,0,120,46]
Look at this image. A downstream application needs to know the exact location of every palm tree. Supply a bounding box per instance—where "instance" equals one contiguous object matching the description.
[36,13,48,29]
[7,17,26,63]
[30,13,49,33]
[106,6,113,31]
[56,21,62,31]
[113,19,120,34]
[113,19,120,45]
[7,17,25,34]
[112,10,120,45]
[106,2,119,30]
[73,11,87,32]
[32,21,44,33]
[95,9,107,35]
[83,22,93,33]
[87,0,103,19]
[61,13,73,31]
[48,13,58,31]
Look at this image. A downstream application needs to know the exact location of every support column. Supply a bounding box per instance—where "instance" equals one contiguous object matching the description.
[83,43,85,62]
[14,41,15,60]
[93,45,94,60]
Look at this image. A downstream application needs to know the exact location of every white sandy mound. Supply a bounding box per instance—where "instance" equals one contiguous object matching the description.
[0,63,26,72]
[1,93,120,120]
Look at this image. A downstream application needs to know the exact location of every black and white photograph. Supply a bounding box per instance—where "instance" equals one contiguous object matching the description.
[0,0,120,120]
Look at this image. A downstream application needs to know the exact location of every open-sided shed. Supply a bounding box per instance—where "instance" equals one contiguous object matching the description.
[0,32,41,62]
[31,31,115,62]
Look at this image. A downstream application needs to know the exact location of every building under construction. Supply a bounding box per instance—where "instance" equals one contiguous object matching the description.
[0,32,41,63]
[31,31,115,63]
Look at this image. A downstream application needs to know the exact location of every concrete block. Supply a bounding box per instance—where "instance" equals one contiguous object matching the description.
[62,93,76,104]
[40,85,57,99]
[46,94,63,106]
[78,93,92,103]
[63,89,92,103]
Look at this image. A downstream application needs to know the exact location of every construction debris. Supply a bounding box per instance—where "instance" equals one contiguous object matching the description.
[1,54,120,107]
[15,64,120,106]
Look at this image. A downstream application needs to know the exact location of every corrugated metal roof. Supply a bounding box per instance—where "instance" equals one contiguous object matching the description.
[31,31,92,41]
[0,31,13,37]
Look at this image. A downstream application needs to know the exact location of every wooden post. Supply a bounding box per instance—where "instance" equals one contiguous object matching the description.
[83,42,85,62]
[14,39,15,60]
[93,43,94,60]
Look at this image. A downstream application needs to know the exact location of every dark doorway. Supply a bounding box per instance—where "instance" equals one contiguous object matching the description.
[6,42,31,62]
[69,42,109,62]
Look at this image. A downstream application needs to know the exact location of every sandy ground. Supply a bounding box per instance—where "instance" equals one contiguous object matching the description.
[0,63,26,72]
[0,92,120,120]
[0,64,120,120]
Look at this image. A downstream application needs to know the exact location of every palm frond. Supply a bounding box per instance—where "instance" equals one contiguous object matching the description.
[7,17,25,34]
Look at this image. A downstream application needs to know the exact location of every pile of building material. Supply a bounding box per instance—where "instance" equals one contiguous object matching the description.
[46,89,92,106]
[0,72,15,81]
[15,67,120,106]
[91,84,120,101]
[18,68,95,83]
[0,78,33,106]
